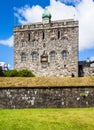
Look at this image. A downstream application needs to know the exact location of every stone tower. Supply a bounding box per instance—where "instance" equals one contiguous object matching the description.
[14,9,79,77]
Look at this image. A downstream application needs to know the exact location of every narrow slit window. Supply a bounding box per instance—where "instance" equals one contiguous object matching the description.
[28,33,30,41]
[58,31,60,39]
[42,31,45,39]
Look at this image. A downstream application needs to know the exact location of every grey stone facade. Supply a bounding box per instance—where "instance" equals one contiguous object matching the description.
[79,61,94,77]
[0,87,94,108]
[14,17,79,77]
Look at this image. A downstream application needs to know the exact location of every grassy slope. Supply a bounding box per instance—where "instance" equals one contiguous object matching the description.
[0,108,94,130]
[0,76,94,87]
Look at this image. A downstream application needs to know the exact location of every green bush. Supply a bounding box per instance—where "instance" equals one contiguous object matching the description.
[4,70,18,77]
[2,69,35,77]
[17,69,35,77]
[0,71,4,77]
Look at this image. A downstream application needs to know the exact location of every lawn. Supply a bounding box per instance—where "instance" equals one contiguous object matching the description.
[0,76,94,87]
[0,108,94,130]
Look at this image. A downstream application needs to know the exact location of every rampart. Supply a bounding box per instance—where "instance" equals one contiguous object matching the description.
[0,86,94,108]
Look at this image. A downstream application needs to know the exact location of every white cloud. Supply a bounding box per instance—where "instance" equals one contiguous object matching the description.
[78,0,94,51]
[0,35,14,47]
[49,0,76,21]
[90,56,94,61]
[14,5,44,24]
[14,0,94,51]
[14,1,76,24]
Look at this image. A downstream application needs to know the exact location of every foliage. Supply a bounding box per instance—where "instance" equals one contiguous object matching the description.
[17,69,35,77]
[0,108,94,130]
[81,92,86,98]
[0,71,4,77]
[4,70,18,77]
[1,69,35,77]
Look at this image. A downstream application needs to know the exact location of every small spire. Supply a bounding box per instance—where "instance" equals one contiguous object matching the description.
[42,8,52,24]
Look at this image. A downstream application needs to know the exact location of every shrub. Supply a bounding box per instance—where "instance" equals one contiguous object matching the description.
[4,70,18,77]
[81,92,86,98]
[3,69,35,77]
[17,69,35,77]
[0,71,4,77]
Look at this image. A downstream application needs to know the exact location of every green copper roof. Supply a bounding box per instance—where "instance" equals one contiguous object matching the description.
[42,8,51,19]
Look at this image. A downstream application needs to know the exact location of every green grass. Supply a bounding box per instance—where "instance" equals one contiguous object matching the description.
[0,76,94,87]
[0,108,94,130]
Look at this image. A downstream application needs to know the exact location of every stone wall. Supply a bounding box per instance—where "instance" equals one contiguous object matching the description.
[0,87,94,108]
[83,67,94,76]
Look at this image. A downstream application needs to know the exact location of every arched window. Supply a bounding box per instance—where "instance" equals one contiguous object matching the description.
[32,39,37,47]
[62,50,68,60]
[21,53,26,62]
[51,37,55,46]
[50,51,56,61]
[32,52,38,62]
[22,42,26,47]
[63,36,68,43]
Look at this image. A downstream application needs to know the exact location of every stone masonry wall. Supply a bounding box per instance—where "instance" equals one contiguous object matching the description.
[14,19,78,77]
[0,87,94,108]
[83,67,94,76]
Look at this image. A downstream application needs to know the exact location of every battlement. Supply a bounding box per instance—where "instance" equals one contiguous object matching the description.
[14,19,78,32]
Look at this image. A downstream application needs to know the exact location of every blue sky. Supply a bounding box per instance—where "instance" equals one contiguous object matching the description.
[0,0,94,69]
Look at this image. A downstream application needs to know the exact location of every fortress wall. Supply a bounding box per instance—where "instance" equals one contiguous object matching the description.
[0,86,94,108]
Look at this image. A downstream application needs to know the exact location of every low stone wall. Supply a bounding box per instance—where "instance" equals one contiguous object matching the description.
[0,87,94,108]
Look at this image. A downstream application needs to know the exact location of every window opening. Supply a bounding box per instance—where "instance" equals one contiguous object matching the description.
[62,51,68,60]
[21,53,26,62]
[42,31,45,39]
[58,31,60,39]
[43,43,46,48]
[32,52,38,62]
[50,51,56,61]
[28,33,30,41]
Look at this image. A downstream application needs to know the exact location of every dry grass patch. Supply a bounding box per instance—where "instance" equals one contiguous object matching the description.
[0,76,94,88]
